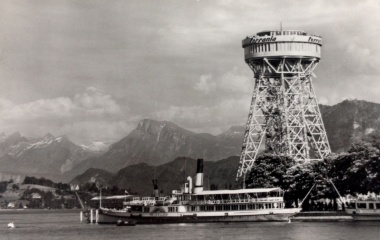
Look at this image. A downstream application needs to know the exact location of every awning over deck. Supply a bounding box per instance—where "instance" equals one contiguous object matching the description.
[91,195,134,201]
[191,188,282,195]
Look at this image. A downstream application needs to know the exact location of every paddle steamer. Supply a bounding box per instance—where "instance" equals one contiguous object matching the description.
[97,159,300,224]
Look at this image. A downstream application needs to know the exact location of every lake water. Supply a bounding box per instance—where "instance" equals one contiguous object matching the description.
[1,210,380,240]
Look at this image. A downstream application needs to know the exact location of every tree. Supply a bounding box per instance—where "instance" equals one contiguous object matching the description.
[12,184,19,191]
[245,153,295,190]
[242,131,380,209]
[329,133,380,195]
[0,182,8,193]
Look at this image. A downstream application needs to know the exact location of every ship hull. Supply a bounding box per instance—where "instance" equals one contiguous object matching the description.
[345,209,380,221]
[97,208,300,224]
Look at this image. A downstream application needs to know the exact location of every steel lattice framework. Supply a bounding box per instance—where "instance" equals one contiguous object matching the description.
[237,30,331,180]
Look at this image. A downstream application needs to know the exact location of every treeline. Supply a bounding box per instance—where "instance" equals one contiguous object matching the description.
[23,176,70,190]
[20,188,79,209]
[80,182,136,196]
[245,131,380,206]
[0,181,8,193]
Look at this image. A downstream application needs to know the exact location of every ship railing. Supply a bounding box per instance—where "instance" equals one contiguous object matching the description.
[354,192,380,201]
[128,201,144,205]
[187,197,283,205]
[126,199,156,206]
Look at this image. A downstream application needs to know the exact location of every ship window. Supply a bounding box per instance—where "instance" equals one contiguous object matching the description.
[231,205,239,210]
[369,203,375,209]
[357,203,367,209]
[223,205,230,211]
[206,205,214,211]
[216,205,223,211]
[240,204,247,210]
[376,203,380,209]
[168,207,178,212]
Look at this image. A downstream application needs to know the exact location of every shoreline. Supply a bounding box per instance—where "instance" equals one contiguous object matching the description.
[0,208,82,214]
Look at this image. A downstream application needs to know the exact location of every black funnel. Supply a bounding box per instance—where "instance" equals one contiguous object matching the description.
[196,159,204,174]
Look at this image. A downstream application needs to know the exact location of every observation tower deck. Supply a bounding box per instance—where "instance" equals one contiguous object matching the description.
[242,30,322,61]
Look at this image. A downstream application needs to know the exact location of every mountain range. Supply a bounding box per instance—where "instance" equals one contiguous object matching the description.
[63,119,244,180]
[1,99,380,184]
[320,100,380,152]
[71,156,240,196]
[0,133,106,182]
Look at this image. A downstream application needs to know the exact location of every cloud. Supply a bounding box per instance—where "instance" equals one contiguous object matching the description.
[218,68,252,93]
[1,0,380,143]
[194,68,252,95]
[0,97,75,122]
[194,74,216,94]
[73,87,122,116]
[0,87,122,122]
[0,87,135,143]
[154,96,251,134]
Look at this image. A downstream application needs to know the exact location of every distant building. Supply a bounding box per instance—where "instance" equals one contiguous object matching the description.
[31,193,42,199]
[7,202,15,208]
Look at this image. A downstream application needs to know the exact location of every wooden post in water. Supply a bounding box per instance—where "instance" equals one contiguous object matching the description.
[80,211,83,222]
[95,209,99,223]
[90,209,94,223]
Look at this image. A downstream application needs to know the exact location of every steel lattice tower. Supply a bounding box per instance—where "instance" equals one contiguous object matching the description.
[237,30,331,180]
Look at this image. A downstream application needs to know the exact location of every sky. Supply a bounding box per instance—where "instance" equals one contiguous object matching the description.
[0,0,379,144]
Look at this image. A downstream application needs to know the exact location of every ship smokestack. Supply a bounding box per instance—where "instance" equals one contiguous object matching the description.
[187,176,193,194]
[152,179,159,198]
[193,159,204,193]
